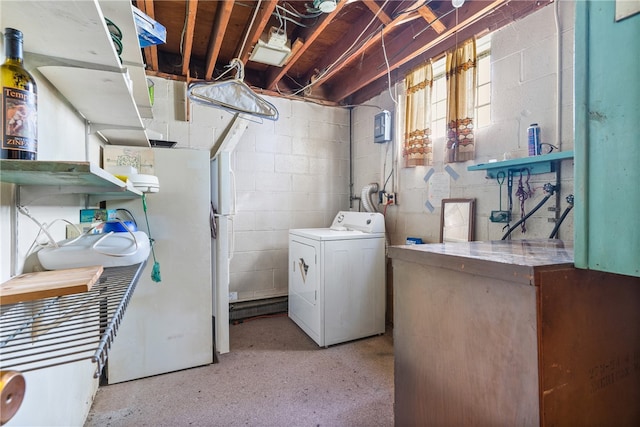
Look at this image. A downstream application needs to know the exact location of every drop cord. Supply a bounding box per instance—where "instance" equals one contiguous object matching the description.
[142,193,161,282]
[501,184,556,240]
[380,28,398,105]
[239,0,262,57]
[16,205,59,249]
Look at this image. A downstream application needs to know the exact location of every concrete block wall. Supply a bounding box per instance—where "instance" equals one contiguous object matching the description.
[354,1,575,245]
[143,83,350,302]
[143,1,575,302]
[231,98,350,301]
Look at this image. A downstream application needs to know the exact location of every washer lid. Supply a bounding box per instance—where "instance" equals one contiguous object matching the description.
[290,228,384,241]
[330,211,385,233]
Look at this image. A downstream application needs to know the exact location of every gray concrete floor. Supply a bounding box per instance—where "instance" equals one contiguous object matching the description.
[86,315,394,427]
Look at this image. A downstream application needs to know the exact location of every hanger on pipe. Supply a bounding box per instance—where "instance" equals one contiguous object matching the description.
[187,58,279,121]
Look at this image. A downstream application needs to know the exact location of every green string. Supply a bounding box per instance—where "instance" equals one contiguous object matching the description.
[142,193,161,282]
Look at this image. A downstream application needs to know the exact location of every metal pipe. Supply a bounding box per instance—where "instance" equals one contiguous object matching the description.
[349,106,355,209]
[549,194,574,239]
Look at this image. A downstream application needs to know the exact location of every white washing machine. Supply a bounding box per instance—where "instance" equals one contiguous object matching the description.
[288,211,386,347]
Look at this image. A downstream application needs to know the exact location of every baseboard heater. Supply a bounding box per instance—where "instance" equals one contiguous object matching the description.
[229,296,288,322]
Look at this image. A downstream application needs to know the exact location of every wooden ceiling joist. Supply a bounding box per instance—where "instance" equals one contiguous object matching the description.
[142,0,548,104]
[264,1,347,91]
[136,0,159,71]
[306,0,427,91]
[329,0,505,102]
[417,5,446,34]
[362,0,392,25]
[181,0,199,77]
[205,1,235,80]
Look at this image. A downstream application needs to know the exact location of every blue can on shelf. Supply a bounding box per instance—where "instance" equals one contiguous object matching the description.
[528,123,541,156]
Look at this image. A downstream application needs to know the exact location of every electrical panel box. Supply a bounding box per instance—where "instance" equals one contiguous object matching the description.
[374,110,392,143]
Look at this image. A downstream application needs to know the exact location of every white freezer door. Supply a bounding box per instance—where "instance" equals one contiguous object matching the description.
[107,148,213,384]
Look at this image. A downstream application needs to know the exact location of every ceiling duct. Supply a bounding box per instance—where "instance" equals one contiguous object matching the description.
[249,27,292,67]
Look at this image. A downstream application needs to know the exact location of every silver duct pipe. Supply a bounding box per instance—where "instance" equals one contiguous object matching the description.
[361,183,379,213]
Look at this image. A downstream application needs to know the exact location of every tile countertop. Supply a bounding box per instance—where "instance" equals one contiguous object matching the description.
[388,239,574,286]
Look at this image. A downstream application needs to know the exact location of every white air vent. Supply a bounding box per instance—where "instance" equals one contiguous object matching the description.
[249,27,292,67]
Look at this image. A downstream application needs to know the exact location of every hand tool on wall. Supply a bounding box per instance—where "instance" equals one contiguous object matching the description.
[490,171,511,223]
[515,169,534,232]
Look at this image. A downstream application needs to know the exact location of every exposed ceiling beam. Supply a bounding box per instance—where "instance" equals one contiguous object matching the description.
[417,5,446,34]
[136,0,158,71]
[306,0,426,91]
[264,1,347,91]
[349,0,544,104]
[362,0,392,25]
[238,0,278,64]
[205,0,235,80]
[181,0,199,77]
[328,0,505,102]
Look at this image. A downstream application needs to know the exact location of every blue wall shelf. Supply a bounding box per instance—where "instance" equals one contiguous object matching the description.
[467,151,573,178]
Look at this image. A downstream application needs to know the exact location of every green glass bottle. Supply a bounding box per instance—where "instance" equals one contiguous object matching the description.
[1,28,37,160]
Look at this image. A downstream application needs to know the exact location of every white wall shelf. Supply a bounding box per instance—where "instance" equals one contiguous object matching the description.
[0,0,152,147]
[0,160,142,205]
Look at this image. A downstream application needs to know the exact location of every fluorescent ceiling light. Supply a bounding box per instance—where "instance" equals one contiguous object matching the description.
[249,27,292,67]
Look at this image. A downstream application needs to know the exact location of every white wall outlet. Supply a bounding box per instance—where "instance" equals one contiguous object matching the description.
[229,292,238,301]
[382,192,397,206]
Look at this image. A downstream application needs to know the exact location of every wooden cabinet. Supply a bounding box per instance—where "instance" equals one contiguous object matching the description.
[389,240,640,426]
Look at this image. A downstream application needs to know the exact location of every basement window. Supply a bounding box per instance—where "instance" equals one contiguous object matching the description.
[475,34,492,129]
[430,34,492,139]
[431,58,447,139]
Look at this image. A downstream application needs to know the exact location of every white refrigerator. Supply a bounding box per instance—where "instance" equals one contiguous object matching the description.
[106,148,213,384]
[210,151,232,355]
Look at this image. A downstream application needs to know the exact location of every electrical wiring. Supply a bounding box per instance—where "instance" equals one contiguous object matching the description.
[239,0,262,58]
[380,27,398,105]
[17,205,60,250]
[391,0,430,19]
[176,0,190,67]
[292,26,381,96]
[278,3,323,20]
[274,5,285,32]
[412,7,457,40]
[382,140,394,193]
[285,73,307,89]
[292,0,391,96]
[15,206,108,262]
[274,6,310,29]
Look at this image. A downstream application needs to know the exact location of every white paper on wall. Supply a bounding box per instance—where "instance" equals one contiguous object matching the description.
[428,172,451,208]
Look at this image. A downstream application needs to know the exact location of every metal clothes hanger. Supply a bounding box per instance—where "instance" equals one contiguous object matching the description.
[187,58,279,121]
